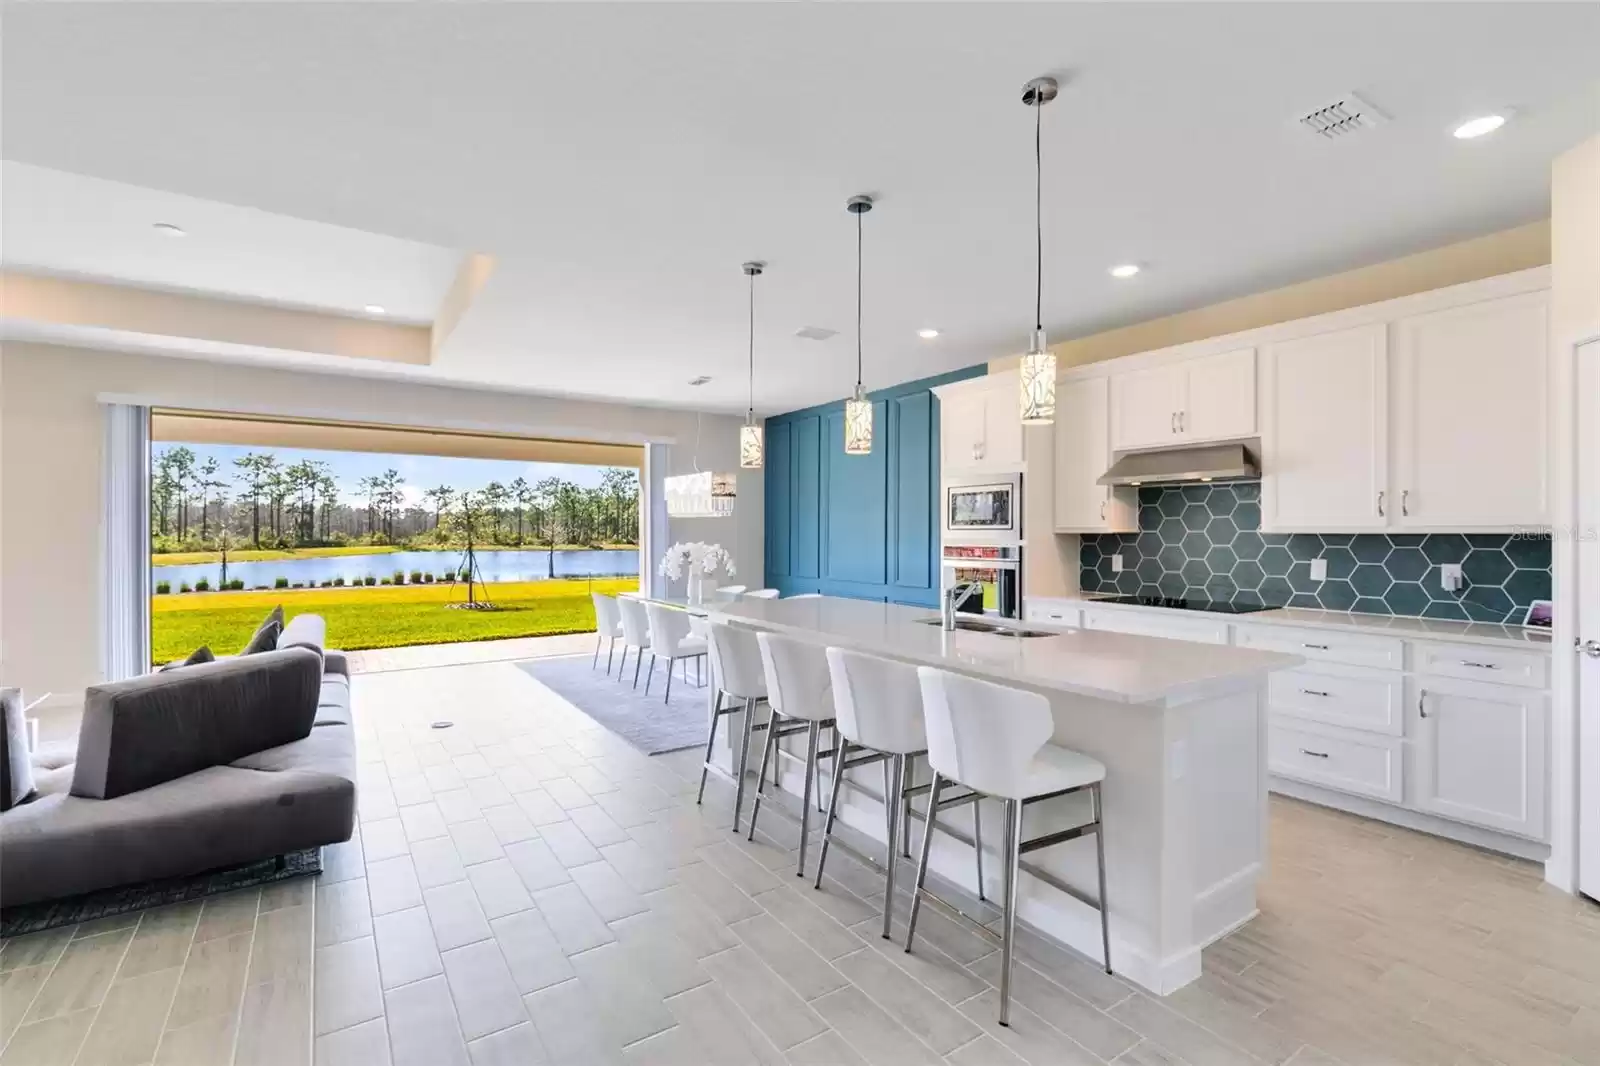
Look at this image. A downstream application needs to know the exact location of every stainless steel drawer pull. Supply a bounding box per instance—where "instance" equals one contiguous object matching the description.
[1300,688,1331,698]
[1298,748,1330,759]
[1458,660,1499,670]
[1302,643,1330,651]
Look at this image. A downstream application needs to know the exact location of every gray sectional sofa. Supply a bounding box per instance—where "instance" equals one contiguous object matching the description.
[0,615,356,907]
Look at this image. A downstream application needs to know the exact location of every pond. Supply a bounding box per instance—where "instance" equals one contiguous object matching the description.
[153,548,640,589]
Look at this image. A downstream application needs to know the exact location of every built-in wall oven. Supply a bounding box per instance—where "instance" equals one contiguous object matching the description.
[941,474,1023,619]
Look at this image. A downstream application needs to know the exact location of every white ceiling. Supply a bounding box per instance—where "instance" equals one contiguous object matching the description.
[2,3,1597,414]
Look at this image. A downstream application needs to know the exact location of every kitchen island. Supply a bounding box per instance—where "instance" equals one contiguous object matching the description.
[709,595,1300,994]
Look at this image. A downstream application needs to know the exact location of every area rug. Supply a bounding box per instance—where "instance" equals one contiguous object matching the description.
[516,653,710,756]
[0,848,322,936]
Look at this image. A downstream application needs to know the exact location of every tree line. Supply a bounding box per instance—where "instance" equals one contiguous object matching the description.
[151,447,639,552]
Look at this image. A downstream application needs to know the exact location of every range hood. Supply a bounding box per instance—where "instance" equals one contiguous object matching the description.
[1098,442,1259,487]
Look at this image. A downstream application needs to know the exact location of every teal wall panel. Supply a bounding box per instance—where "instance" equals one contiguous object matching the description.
[763,366,985,606]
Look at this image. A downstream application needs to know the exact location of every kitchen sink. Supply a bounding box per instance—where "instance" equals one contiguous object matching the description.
[915,618,1055,638]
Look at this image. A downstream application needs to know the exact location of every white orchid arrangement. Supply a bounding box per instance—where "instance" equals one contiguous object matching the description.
[657,542,736,582]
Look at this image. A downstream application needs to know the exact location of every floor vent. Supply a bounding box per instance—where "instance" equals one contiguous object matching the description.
[1297,91,1387,140]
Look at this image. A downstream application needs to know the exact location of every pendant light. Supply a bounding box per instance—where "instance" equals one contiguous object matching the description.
[843,194,874,455]
[739,261,765,469]
[1018,75,1059,425]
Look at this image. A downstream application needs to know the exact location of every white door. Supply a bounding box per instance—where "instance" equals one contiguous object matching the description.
[1578,338,1600,901]
[1179,348,1256,443]
[1260,325,1389,532]
[1053,377,1135,532]
[1392,291,1550,528]
[1412,677,1548,839]
[1110,365,1185,450]
[940,388,988,470]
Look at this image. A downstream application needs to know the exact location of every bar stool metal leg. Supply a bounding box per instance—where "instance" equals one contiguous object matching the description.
[746,706,782,843]
[973,800,986,902]
[1094,782,1112,974]
[999,796,1023,1027]
[696,690,723,805]
[812,739,851,889]
[882,753,905,939]
[796,721,821,877]
[904,772,943,952]
[606,638,617,676]
[732,697,757,834]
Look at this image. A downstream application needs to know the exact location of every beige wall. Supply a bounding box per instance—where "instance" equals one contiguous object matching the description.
[991,221,1550,376]
[0,342,762,704]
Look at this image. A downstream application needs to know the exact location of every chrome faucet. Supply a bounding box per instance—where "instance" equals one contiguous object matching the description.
[941,582,982,631]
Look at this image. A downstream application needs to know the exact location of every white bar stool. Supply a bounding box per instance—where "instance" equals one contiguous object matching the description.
[643,602,706,701]
[908,666,1110,1028]
[744,588,781,599]
[614,596,653,688]
[591,593,623,675]
[816,647,981,940]
[712,585,747,602]
[748,632,838,876]
[699,621,769,834]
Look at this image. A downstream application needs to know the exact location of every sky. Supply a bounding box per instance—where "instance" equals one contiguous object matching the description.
[153,442,627,508]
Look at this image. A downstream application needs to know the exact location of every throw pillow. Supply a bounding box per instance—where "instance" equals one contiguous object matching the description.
[2,688,37,811]
[240,607,285,656]
[158,646,216,672]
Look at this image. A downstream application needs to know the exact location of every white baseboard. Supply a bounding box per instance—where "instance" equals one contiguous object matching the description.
[1270,776,1550,862]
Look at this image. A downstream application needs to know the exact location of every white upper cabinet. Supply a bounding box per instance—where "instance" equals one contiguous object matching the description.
[1391,290,1550,529]
[1109,348,1255,451]
[936,371,1024,473]
[1053,376,1136,533]
[1260,324,1389,532]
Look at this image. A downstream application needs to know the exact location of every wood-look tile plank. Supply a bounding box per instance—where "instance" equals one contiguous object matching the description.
[1,1007,96,1066]
[235,973,313,1066]
[606,912,712,999]
[488,910,573,996]
[967,951,1139,1061]
[313,1017,392,1066]
[567,859,648,922]
[409,835,468,890]
[0,928,75,975]
[71,964,181,1066]
[523,977,625,1066]
[729,913,848,1002]
[440,940,528,1042]
[423,881,493,953]
[21,927,135,1024]
[366,856,425,917]
[115,903,201,980]
[316,880,374,948]
[660,981,787,1066]
[313,936,384,1036]
[0,964,52,1048]
[384,974,471,1066]
[467,859,535,920]
[957,990,1103,1066]
[373,906,444,989]
[698,945,828,1050]
[784,1029,872,1066]
[164,930,252,1031]
[530,883,613,955]
[247,903,313,987]
[501,839,572,894]
[832,946,982,1054]
[809,986,943,1066]
[565,941,677,1047]
[153,1010,238,1066]
[447,820,505,867]
[465,1021,548,1066]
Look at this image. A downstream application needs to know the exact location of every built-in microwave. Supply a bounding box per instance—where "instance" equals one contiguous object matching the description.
[942,475,1020,541]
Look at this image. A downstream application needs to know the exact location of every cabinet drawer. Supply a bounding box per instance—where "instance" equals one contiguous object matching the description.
[1266,666,1403,736]
[1235,624,1403,671]
[1082,608,1230,645]
[1269,719,1403,803]
[1412,642,1549,690]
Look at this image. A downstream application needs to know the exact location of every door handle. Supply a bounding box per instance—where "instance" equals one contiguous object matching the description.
[1583,640,1600,659]
[1377,491,1385,517]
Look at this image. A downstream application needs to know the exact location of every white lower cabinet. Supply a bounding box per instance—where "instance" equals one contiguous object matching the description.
[1409,677,1548,840]
[1268,719,1403,804]
[1082,607,1230,645]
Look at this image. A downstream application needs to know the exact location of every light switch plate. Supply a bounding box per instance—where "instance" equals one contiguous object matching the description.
[1111,553,1124,573]
[1308,558,1328,581]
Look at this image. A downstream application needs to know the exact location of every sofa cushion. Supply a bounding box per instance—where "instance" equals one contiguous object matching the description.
[2,688,36,811]
[159,646,216,672]
[312,676,352,729]
[277,614,326,656]
[72,647,322,800]
[323,650,350,678]
[240,607,285,656]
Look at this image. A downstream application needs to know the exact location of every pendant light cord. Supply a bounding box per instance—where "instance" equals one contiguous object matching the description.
[1034,93,1043,334]
[855,206,864,391]
[747,270,755,421]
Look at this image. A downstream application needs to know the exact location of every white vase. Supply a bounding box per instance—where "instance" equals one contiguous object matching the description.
[686,571,704,606]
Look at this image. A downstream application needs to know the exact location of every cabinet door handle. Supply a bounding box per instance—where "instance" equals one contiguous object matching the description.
[1401,490,1410,516]
[1100,500,1107,521]
[1298,748,1330,759]
[1418,694,1429,719]
[1179,411,1186,432]
[1302,643,1329,651]
[1170,412,1178,434]
[1377,491,1385,517]
[1458,660,1500,670]
[1300,688,1331,698]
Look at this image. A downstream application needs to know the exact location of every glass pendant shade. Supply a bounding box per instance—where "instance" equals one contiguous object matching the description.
[843,386,873,455]
[739,421,764,469]
[1019,330,1056,425]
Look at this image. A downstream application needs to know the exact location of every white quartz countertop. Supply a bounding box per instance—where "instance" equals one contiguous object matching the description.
[711,596,1299,706]
[1048,595,1553,650]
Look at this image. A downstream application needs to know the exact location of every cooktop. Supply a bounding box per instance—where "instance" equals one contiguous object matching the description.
[1095,595,1282,615]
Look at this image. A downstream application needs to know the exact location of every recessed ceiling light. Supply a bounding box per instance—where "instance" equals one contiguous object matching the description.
[152,222,185,237]
[917,328,940,340]
[363,304,386,315]
[1453,114,1507,139]
[1109,264,1141,279]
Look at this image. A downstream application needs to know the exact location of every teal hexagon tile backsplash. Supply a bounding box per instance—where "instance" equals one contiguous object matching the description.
[1078,484,1552,624]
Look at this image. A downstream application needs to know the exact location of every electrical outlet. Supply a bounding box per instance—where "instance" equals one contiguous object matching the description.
[1440,563,1464,592]
[1111,553,1124,573]
[1309,558,1328,582]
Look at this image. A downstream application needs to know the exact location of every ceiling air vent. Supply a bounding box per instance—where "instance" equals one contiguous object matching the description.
[1297,92,1387,140]
[793,325,838,342]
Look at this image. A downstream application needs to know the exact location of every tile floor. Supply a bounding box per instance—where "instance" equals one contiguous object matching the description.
[3,655,1598,1065]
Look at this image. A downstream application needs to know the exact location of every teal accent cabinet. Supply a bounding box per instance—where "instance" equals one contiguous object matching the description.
[763,366,985,606]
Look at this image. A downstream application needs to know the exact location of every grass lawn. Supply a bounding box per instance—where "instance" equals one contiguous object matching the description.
[150,577,638,661]
[151,543,638,566]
